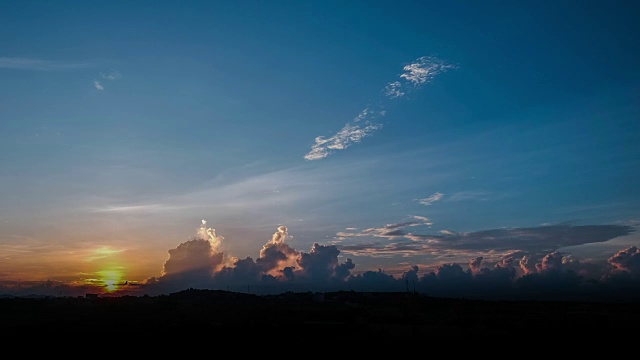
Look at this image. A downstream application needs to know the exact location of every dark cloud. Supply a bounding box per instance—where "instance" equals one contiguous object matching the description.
[469,256,484,274]
[340,223,635,260]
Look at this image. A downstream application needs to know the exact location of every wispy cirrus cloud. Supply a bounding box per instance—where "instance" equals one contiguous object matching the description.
[448,191,492,201]
[304,113,383,161]
[100,69,121,80]
[336,216,433,241]
[400,56,453,85]
[418,191,444,205]
[305,56,455,161]
[94,69,121,91]
[85,246,126,262]
[90,204,182,213]
[0,57,92,70]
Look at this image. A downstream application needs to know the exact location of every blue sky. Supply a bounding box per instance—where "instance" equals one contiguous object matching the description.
[1,1,639,299]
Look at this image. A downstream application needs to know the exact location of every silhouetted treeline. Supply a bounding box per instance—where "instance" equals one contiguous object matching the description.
[2,289,639,339]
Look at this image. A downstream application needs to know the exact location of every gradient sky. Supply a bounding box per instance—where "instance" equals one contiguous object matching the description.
[1,0,639,300]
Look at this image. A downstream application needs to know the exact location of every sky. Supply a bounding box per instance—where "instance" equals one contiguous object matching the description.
[1,0,639,301]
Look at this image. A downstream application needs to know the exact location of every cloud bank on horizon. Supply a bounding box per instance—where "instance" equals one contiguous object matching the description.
[113,219,640,302]
[3,219,637,302]
[304,56,455,161]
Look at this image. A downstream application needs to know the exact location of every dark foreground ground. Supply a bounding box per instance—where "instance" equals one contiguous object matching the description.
[2,289,638,339]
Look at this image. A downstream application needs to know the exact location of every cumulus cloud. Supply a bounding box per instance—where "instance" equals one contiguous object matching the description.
[606,246,640,279]
[305,56,454,160]
[94,80,104,90]
[147,220,226,289]
[469,256,484,274]
[134,221,356,295]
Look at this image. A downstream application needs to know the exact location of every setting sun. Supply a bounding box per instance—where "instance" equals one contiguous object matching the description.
[95,269,125,293]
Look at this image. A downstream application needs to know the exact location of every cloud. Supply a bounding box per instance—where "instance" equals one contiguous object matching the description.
[448,191,492,202]
[337,222,635,262]
[399,56,454,86]
[606,246,640,278]
[85,246,126,262]
[418,192,444,205]
[90,204,182,213]
[305,56,454,160]
[304,121,382,161]
[94,69,121,90]
[0,57,92,70]
[384,81,404,98]
[336,216,433,242]
[101,69,121,81]
[2,219,638,302]
[137,221,356,295]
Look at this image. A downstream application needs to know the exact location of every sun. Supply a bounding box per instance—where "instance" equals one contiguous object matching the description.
[96,269,124,293]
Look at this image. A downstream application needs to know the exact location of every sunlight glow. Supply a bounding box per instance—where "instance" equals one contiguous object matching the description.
[96,269,124,292]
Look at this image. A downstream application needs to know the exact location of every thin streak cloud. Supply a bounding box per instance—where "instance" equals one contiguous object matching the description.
[92,204,168,213]
[448,191,493,201]
[0,57,92,70]
[90,204,183,213]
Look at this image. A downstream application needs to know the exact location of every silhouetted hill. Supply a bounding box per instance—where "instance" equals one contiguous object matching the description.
[2,289,638,339]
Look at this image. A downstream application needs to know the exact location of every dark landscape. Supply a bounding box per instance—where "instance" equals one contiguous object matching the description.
[2,289,639,339]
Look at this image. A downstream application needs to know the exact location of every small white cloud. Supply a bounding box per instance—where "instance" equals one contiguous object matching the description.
[304,122,382,160]
[101,69,121,81]
[94,69,121,90]
[354,107,373,122]
[399,56,455,86]
[304,55,454,160]
[418,192,444,205]
[412,215,432,225]
[384,81,404,98]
